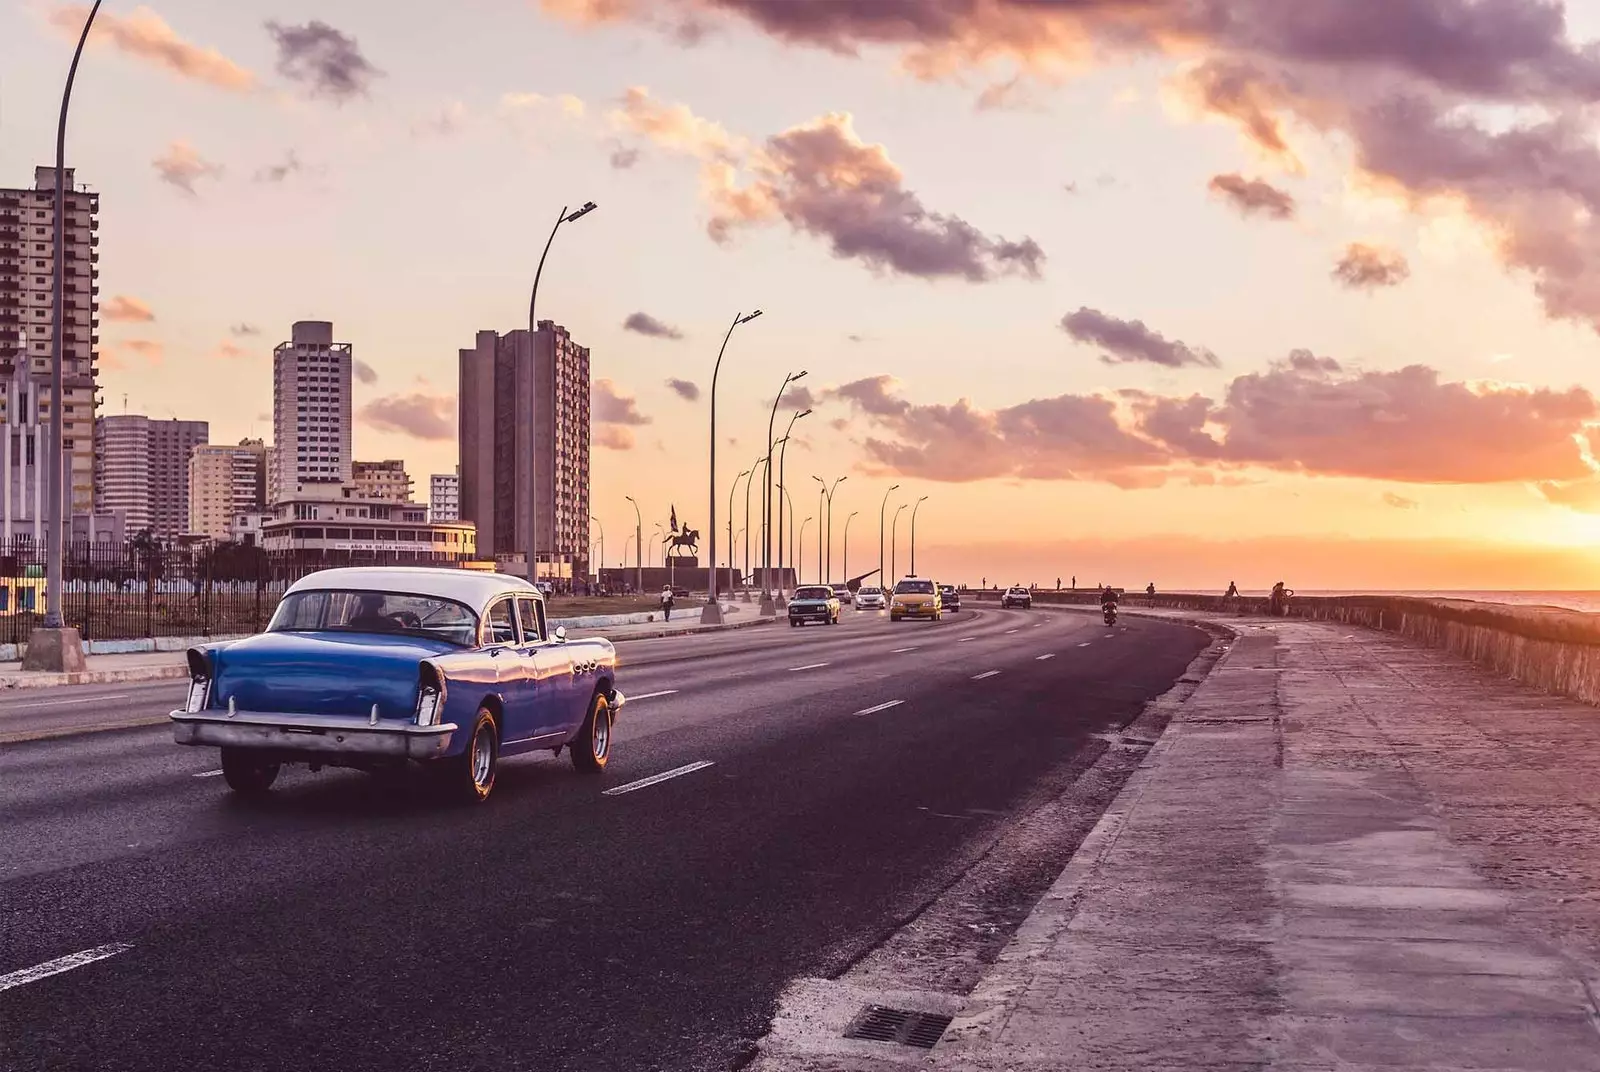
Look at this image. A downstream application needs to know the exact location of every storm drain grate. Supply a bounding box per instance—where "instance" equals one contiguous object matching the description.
[843,1005,954,1049]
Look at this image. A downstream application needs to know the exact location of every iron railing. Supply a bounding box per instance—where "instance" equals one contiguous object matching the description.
[0,538,474,644]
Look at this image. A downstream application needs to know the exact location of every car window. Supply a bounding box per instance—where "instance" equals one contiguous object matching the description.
[515,597,544,642]
[794,586,834,600]
[894,580,935,594]
[486,599,518,646]
[267,589,478,646]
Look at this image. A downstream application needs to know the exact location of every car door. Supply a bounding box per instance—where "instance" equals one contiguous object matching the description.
[484,596,536,742]
[517,595,576,739]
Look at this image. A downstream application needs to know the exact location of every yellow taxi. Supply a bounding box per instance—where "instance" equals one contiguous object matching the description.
[889,576,943,622]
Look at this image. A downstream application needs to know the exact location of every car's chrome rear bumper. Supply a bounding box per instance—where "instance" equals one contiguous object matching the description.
[171,709,457,761]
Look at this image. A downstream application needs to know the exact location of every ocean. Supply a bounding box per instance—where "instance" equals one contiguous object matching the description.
[1194,591,1600,614]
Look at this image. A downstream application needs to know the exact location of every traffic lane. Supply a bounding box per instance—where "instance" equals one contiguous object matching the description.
[0,607,1086,882]
[0,617,1209,1072]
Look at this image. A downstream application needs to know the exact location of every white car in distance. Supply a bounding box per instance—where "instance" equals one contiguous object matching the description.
[855,586,887,610]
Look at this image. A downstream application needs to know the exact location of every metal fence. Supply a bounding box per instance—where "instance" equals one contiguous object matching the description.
[0,538,474,645]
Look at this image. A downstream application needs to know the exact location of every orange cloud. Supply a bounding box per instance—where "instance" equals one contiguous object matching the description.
[103,295,154,322]
[48,5,255,92]
[595,425,636,451]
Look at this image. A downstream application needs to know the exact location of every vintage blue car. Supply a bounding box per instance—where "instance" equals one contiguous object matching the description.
[171,567,625,803]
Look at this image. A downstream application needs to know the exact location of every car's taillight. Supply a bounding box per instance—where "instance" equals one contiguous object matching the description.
[184,647,212,713]
[415,661,447,726]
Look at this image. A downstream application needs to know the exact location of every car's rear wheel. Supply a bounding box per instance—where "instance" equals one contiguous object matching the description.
[572,691,612,773]
[446,707,499,804]
[220,748,279,797]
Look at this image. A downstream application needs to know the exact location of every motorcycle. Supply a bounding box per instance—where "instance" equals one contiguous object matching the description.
[1103,603,1118,626]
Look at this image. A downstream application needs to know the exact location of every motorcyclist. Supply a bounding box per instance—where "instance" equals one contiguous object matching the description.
[1100,586,1120,610]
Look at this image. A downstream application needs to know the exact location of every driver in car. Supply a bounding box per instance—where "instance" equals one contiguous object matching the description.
[348,592,393,633]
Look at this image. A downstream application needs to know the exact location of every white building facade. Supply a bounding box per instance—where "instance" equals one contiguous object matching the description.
[429,469,459,522]
[270,320,352,504]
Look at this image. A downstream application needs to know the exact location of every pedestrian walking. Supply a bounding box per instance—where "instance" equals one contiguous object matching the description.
[660,584,675,621]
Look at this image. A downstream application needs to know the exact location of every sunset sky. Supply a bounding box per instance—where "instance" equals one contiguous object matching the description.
[8,0,1600,589]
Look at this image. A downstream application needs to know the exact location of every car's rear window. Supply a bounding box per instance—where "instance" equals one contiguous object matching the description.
[1009,588,1029,595]
[895,580,935,594]
[859,588,881,596]
[794,586,834,600]
[269,589,478,646]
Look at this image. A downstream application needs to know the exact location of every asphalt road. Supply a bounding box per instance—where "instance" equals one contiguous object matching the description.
[0,604,1208,1072]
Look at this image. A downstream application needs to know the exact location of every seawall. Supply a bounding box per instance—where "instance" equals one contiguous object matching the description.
[972,588,1600,708]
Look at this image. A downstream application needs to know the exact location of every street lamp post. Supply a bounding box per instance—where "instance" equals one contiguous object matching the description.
[813,480,826,584]
[743,453,765,601]
[726,467,749,593]
[776,410,808,595]
[891,503,908,587]
[625,495,642,594]
[703,310,763,624]
[760,372,807,615]
[878,484,901,589]
[783,486,796,590]
[910,495,929,576]
[812,475,847,583]
[623,532,635,586]
[590,514,603,591]
[798,517,812,585]
[32,0,102,670]
[653,522,665,570]
[527,199,596,588]
[842,510,859,589]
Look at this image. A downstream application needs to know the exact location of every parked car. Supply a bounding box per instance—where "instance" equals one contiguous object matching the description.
[855,586,887,610]
[832,584,853,605]
[788,584,841,627]
[1001,585,1033,609]
[170,567,626,804]
[890,577,943,622]
[939,584,962,612]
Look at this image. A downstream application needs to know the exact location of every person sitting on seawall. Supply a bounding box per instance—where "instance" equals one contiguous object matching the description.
[1225,580,1239,599]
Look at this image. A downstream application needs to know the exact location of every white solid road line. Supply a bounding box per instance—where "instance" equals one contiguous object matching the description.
[855,700,905,716]
[6,693,131,710]
[788,662,830,672]
[628,690,681,702]
[0,943,134,993]
[972,670,1001,680]
[603,760,715,797]
[889,647,919,654]
[193,769,224,778]
[1036,654,1056,661]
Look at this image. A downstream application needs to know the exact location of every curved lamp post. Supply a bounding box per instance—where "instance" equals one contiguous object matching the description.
[812,475,846,584]
[909,495,929,576]
[797,517,813,586]
[760,371,806,614]
[590,514,603,590]
[890,503,908,588]
[776,409,809,594]
[527,199,596,587]
[743,453,766,601]
[726,467,750,592]
[703,310,763,623]
[878,483,901,590]
[37,0,102,658]
[842,510,859,590]
[624,495,643,594]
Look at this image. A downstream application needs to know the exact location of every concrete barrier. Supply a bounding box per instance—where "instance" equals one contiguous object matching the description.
[969,588,1600,708]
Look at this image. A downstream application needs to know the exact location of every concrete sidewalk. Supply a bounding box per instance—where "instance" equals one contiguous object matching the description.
[767,615,1600,1070]
[0,611,772,690]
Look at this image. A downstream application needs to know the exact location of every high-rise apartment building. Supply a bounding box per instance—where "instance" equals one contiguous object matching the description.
[188,439,267,541]
[352,459,413,503]
[1,167,99,516]
[94,414,208,538]
[458,321,590,578]
[270,320,352,505]
[429,469,459,522]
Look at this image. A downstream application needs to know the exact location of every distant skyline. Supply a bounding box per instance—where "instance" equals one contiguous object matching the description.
[8,1,1600,588]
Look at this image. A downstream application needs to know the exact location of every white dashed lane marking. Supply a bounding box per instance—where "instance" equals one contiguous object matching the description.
[788,663,830,672]
[972,671,1001,681]
[628,690,680,702]
[0,943,134,993]
[192,769,224,778]
[855,700,905,716]
[603,760,715,797]
[1036,654,1056,661]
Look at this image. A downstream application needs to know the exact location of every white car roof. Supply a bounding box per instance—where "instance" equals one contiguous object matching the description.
[284,567,539,612]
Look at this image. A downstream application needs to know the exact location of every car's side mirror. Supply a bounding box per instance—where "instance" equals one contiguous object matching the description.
[554,626,567,644]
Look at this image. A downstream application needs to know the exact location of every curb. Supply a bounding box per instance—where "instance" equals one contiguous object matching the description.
[932,623,1238,1056]
[0,665,190,690]
[599,616,776,642]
